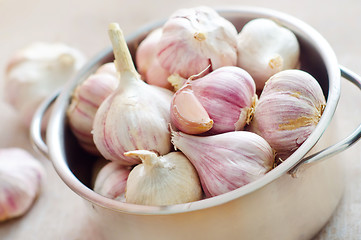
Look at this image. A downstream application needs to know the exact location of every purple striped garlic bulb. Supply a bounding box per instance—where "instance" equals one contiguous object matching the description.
[93,162,130,201]
[171,131,275,198]
[170,66,257,135]
[157,6,238,81]
[248,69,326,160]
[67,63,118,155]
[92,23,173,166]
[0,148,45,222]
[135,28,172,90]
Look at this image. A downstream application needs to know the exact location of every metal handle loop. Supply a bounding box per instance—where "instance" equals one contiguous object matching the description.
[30,90,60,158]
[289,65,361,175]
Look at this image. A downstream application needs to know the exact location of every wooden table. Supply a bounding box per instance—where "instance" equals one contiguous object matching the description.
[1,0,361,239]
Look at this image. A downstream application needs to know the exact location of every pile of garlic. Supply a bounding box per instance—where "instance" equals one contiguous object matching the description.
[67,6,326,206]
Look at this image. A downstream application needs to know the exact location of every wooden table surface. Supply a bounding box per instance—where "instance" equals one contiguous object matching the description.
[1,0,361,239]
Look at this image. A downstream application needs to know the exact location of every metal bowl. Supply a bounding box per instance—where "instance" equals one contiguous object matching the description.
[31,6,361,240]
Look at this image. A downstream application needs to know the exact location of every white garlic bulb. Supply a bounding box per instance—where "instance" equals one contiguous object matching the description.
[237,18,300,90]
[0,148,45,222]
[170,66,257,135]
[157,6,238,80]
[4,42,86,129]
[67,62,118,155]
[171,131,275,198]
[92,23,173,166]
[248,69,326,159]
[124,150,202,205]
[93,162,130,201]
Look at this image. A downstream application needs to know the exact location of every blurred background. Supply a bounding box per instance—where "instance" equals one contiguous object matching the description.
[0,0,361,239]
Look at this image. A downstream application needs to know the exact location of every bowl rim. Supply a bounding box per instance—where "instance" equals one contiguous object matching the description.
[47,6,340,215]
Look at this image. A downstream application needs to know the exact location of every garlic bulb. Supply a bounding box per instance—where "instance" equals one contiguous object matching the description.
[157,6,238,80]
[171,131,275,197]
[93,162,130,201]
[124,150,202,205]
[248,69,326,160]
[237,18,300,90]
[0,148,45,222]
[4,42,86,129]
[171,66,257,135]
[92,23,173,165]
[67,62,118,155]
[135,28,172,90]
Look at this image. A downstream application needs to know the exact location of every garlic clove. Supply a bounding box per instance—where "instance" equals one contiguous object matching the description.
[4,42,86,129]
[92,23,173,165]
[171,131,275,198]
[67,63,119,155]
[124,150,202,206]
[248,69,326,160]
[0,148,45,222]
[157,6,238,79]
[236,18,300,90]
[170,84,213,134]
[93,162,130,201]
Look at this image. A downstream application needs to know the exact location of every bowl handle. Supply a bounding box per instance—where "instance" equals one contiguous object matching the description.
[289,65,361,176]
[30,90,60,158]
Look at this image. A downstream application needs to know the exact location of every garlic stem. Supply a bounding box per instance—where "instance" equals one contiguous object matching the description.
[125,150,163,168]
[108,23,138,78]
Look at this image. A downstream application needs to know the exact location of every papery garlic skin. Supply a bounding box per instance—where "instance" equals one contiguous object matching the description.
[0,148,45,222]
[93,162,130,201]
[125,150,202,205]
[237,18,300,90]
[172,131,274,198]
[67,62,118,155]
[4,42,86,129]
[135,28,172,90]
[248,69,326,160]
[157,6,238,79]
[92,23,173,166]
[191,66,257,134]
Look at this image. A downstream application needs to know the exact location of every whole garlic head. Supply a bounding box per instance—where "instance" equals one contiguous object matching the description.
[135,28,172,90]
[92,23,173,166]
[67,62,118,155]
[93,162,130,201]
[4,42,86,128]
[125,150,203,206]
[0,148,45,222]
[248,69,326,160]
[157,6,238,79]
[170,66,257,135]
[171,131,275,198]
[237,18,300,90]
